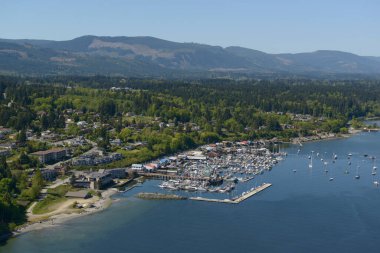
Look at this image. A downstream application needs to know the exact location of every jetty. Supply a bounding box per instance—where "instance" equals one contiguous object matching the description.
[232,183,272,203]
[189,197,235,204]
[136,192,187,200]
[189,183,272,204]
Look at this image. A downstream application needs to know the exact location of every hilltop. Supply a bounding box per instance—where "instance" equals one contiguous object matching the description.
[1,35,380,78]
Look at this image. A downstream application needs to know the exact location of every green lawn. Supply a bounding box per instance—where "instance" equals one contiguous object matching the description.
[32,184,77,215]
[47,185,73,197]
[32,196,67,215]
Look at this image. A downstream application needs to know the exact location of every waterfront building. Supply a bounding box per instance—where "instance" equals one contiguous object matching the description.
[99,168,127,179]
[86,172,113,190]
[132,164,144,171]
[65,190,91,199]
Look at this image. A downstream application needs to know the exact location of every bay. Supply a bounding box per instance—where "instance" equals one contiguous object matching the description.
[3,132,380,253]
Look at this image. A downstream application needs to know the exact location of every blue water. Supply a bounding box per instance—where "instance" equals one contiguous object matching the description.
[3,132,380,253]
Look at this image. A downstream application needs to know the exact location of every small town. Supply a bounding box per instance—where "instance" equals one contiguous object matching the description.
[1,1,380,252]
[0,82,370,238]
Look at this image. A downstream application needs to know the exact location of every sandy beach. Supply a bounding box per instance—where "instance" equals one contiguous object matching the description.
[13,188,119,236]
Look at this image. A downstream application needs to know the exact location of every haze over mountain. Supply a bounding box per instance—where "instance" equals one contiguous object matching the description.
[1,35,380,78]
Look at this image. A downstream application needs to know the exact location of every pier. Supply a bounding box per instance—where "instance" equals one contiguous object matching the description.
[232,183,272,203]
[114,178,135,187]
[189,183,272,204]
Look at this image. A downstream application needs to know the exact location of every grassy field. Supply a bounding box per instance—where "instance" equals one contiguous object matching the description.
[47,185,73,196]
[32,185,75,215]
[32,196,67,215]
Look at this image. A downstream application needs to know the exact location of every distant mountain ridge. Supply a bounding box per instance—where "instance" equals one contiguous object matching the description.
[0,35,380,77]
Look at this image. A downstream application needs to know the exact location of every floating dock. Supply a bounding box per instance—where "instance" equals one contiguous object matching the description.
[189,183,272,204]
[138,172,210,182]
[232,183,272,203]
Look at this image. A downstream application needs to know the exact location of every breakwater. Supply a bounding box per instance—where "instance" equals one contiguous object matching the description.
[189,183,272,204]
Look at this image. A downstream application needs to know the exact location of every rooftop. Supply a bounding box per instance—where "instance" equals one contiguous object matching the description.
[65,190,91,199]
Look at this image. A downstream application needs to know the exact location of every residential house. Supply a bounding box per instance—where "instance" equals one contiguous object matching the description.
[77,121,88,128]
[110,139,122,146]
[0,127,12,135]
[0,149,11,157]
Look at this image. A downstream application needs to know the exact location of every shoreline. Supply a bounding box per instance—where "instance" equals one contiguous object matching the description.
[12,188,119,237]
[289,129,362,145]
[7,129,368,239]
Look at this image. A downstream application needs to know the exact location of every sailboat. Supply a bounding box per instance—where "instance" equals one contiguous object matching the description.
[369,157,377,175]
[328,161,334,180]
[372,157,377,170]
[355,166,360,179]
[345,158,351,174]
[309,154,313,168]
[324,161,328,173]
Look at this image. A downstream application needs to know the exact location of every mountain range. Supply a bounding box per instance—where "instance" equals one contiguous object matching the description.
[1,35,380,78]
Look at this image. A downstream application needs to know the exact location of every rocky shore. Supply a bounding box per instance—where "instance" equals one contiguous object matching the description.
[136,192,187,200]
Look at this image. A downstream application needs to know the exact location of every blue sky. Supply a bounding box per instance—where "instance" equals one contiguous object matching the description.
[1,0,379,55]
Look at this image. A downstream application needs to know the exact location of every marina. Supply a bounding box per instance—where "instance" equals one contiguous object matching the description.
[139,141,284,198]
[5,132,380,253]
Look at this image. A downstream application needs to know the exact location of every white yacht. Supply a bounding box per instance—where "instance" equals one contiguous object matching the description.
[355,166,360,179]
[308,154,313,168]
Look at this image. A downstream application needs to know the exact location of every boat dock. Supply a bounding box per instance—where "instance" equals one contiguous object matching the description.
[189,197,235,204]
[114,178,135,187]
[189,183,272,204]
[138,172,210,182]
[232,183,272,203]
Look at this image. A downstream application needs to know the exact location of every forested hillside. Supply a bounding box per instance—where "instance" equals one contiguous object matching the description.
[1,36,380,77]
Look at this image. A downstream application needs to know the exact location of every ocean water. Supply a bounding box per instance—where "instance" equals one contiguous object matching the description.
[3,132,380,253]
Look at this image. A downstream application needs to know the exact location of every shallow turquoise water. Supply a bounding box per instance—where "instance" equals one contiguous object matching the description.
[3,132,380,253]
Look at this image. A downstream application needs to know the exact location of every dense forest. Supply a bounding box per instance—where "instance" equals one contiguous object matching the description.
[1,75,380,239]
